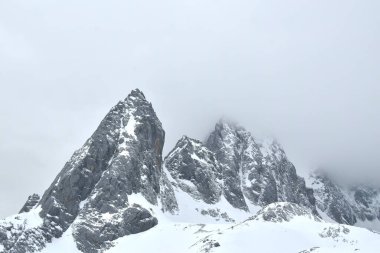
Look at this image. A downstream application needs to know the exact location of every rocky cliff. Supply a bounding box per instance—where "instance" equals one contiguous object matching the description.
[1,89,379,253]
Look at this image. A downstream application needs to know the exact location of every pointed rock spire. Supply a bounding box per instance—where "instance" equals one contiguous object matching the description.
[19,194,40,214]
[165,135,222,204]
[206,120,316,212]
[2,89,165,252]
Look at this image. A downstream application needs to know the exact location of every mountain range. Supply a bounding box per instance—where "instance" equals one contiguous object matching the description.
[1,89,379,253]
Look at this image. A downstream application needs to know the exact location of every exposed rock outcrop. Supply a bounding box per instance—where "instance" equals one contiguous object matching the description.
[19,194,40,214]
[165,136,222,204]
[206,121,316,212]
[251,202,321,223]
[309,171,380,226]
[0,89,167,253]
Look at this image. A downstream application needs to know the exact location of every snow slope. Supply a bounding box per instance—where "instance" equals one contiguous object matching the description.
[109,203,380,253]
[38,202,380,253]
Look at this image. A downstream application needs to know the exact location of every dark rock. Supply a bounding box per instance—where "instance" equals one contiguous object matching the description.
[165,136,222,204]
[310,171,380,225]
[159,172,179,214]
[251,202,321,223]
[206,121,316,212]
[206,122,248,210]
[1,89,166,252]
[74,205,157,252]
[2,89,380,253]
[19,194,40,214]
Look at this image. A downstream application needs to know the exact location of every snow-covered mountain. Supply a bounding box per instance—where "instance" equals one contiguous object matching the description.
[1,89,380,253]
[205,121,316,212]
[308,171,380,231]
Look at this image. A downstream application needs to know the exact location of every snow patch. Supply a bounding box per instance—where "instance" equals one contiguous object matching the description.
[1,206,43,230]
[105,212,380,253]
[40,226,80,253]
[125,113,138,139]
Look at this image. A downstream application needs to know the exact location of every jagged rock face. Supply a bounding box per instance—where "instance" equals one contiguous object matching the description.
[75,90,165,209]
[310,172,380,225]
[72,90,165,252]
[206,121,316,211]
[163,121,316,215]
[0,89,166,253]
[3,89,380,252]
[165,137,222,204]
[206,122,249,210]
[251,202,321,223]
[158,171,179,214]
[19,194,40,214]
[351,186,380,222]
[73,204,158,252]
[257,141,316,210]
[310,173,357,225]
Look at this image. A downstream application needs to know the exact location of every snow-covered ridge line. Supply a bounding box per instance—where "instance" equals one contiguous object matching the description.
[1,89,380,253]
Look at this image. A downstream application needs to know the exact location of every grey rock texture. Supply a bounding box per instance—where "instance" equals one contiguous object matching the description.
[158,170,179,214]
[351,186,380,221]
[1,89,380,253]
[19,194,40,214]
[71,89,165,252]
[165,136,222,204]
[197,208,235,222]
[310,171,380,225]
[251,202,322,223]
[310,173,357,225]
[73,204,157,252]
[206,121,316,212]
[205,122,248,210]
[164,120,317,217]
[0,89,167,253]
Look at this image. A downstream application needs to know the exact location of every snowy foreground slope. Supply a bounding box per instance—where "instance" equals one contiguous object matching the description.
[42,203,380,253]
[1,89,380,253]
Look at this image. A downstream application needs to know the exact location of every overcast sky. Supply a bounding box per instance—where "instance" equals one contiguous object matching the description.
[1,0,379,217]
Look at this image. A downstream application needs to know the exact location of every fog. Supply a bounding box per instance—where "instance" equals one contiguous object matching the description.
[1,0,379,217]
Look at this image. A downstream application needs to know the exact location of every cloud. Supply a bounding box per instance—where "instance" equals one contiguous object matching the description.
[0,0,379,217]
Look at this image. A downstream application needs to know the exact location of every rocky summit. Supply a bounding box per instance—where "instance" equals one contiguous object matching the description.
[0,89,167,253]
[1,89,380,253]
[309,171,380,227]
[205,121,316,212]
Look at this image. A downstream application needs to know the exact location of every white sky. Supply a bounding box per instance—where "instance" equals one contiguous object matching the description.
[0,0,379,217]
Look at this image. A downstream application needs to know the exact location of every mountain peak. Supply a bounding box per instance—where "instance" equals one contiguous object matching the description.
[165,136,223,205]
[127,88,146,101]
[3,89,380,253]
[19,194,40,214]
[0,88,165,253]
[178,135,202,146]
[215,118,243,131]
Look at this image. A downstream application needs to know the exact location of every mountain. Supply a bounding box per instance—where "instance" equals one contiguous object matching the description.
[0,89,170,252]
[165,136,223,205]
[205,121,316,211]
[308,171,380,231]
[1,89,380,253]
[163,121,317,221]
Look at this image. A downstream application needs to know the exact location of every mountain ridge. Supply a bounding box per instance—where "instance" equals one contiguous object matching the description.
[1,89,380,253]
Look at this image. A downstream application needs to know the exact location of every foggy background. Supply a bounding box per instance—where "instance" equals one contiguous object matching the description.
[1,0,379,217]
